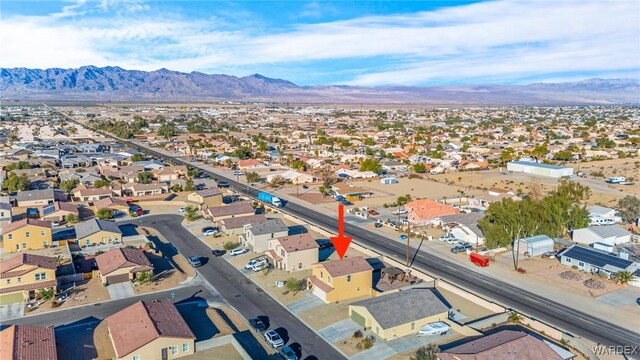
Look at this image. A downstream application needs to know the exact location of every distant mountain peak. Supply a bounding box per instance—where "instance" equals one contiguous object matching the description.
[0,66,638,104]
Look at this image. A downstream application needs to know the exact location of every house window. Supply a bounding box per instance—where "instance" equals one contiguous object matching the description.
[578,261,584,267]
[182,343,189,352]
[35,273,46,281]
[328,276,331,282]
[320,271,323,279]
[22,243,27,249]
[298,263,302,269]
[41,230,46,236]
[564,257,571,263]
[86,239,91,245]
[280,249,285,257]
[271,233,275,238]
[7,234,12,240]
[114,236,119,241]
[347,275,352,282]
[133,356,140,360]
[171,346,178,355]
[5,279,10,284]
[43,240,48,247]
[411,322,415,330]
[25,232,30,238]
[17,277,22,283]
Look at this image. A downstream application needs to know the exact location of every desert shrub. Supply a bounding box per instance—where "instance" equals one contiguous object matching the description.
[223,241,239,250]
[353,330,363,339]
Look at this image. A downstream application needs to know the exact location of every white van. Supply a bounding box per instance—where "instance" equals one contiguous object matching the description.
[589,216,616,226]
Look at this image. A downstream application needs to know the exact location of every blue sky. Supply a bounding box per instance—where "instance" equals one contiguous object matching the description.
[1,0,639,86]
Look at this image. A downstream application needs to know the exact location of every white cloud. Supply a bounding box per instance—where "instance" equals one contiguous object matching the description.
[0,0,638,84]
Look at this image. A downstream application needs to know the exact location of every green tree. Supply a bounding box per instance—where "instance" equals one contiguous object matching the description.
[4,161,31,171]
[411,344,439,360]
[232,146,253,160]
[413,163,427,173]
[171,184,183,192]
[508,311,523,323]
[137,171,153,184]
[184,206,200,221]
[615,270,636,284]
[157,123,177,139]
[184,179,195,191]
[59,179,79,192]
[96,208,114,220]
[93,179,110,188]
[66,213,79,224]
[616,195,640,223]
[284,277,304,296]
[270,175,287,187]
[2,173,31,191]
[500,147,515,165]
[245,172,261,183]
[130,153,144,162]
[223,241,239,250]
[359,158,382,173]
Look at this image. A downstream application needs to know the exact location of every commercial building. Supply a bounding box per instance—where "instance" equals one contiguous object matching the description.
[506,160,573,178]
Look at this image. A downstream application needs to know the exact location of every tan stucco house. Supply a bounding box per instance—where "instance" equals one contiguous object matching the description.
[0,254,57,305]
[106,300,196,360]
[187,189,222,209]
[74,219,122,247]
[1,218,52,253]
[240,218,289,253]
[265,233,319,272]
[308,256,372,303]
[95,248,153,285]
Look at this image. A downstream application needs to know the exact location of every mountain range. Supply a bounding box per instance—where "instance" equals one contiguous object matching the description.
[1,66,639,105]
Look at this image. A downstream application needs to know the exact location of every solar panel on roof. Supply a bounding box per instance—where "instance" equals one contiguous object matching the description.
[42,204,55,215]
[563,246,633,270]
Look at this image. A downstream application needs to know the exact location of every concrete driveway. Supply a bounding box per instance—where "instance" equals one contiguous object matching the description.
[106,282,135,300]
[287,294,324,314]
[0,302,24,321]
[318,319,361,343]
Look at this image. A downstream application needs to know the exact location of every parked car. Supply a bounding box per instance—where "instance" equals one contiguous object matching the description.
[439,233,456,242]
[264,330,284,348]
[248,317,267,332]
[229,248,248,256]
[178,207,186,213]
[218,181,230,188]
[245,257,267,270]
[279,345,298,360]
[187,256,202,267]
[374,221,383,228]
[233,171,245,176]
[368,209,380,216]
[392,208,408,215]
[451,243,473,254]
[302,185,309,189]
[202,227,220,236]
[417,321,450,336]
[211,249,226,257]
[636,297,640,306]
[541,251,556,259]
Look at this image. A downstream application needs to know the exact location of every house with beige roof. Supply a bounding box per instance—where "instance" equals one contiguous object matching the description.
[265,233,319,272]
[0,253,57,305]
[308,256,372,303]
[123,182,169,197]
[72,185,115,202]
[106,300,195,360]
[95,247,153,285]
[219,214,267,235]
[0,325,58,360]
[205,202,255,222]
[186,189,222,209]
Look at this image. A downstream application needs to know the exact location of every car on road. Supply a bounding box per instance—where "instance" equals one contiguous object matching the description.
[229,247,248,256]
[417,321,450,336]
[218,181,230,188]
[279,345,298,360]
[392,208,408,215]
[233,171,245,176]
[202,227,220,236]
[264,330,284,348]
[248,317,267,332]
[178,207,186,213]
[451,243,473,254]
[187,256,202,267]
[211,249,226,257]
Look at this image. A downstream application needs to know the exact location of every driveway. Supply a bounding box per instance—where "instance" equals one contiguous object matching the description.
[287,294,324,314]
[106,282,135,300]
[0,302,24,321]
[318,319,361,343]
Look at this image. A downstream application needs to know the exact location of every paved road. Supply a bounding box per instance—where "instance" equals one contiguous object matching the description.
[122,215,345,360]
[0,285,212,327]
[53,110,640,348]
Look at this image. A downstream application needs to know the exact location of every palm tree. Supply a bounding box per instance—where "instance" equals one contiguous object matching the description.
[615,270,636,285]
[508,311,523,323]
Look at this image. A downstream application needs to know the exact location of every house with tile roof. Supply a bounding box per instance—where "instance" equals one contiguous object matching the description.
[265,233,319,272]
[405,199,460,226]
[437,330,572,360]
[95,248,153,285]
[240,218,289,253]
[1,218,52,253]
[93,197,130,217]
[186,188,222,209]
[38,201,79,223]
[349,288,449,340]
[0,325,58,360]
[308,256,373,303]
[74,219,122,247]
[0,254,57,305]
[106,300,195,360]
[219,214,267,236]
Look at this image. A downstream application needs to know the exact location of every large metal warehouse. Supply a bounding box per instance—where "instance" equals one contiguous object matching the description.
[506,160,573,178]
[518,235,554,257]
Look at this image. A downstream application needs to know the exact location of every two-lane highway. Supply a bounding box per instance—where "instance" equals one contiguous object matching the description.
[123,215,346,360]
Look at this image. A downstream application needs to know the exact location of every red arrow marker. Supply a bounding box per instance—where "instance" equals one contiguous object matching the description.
[330,204,352,260]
